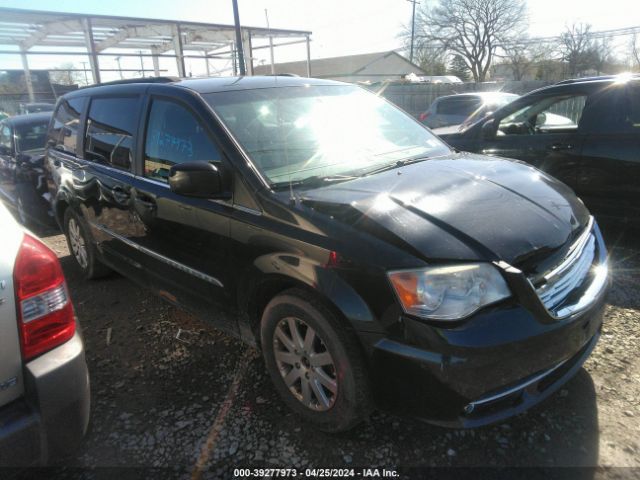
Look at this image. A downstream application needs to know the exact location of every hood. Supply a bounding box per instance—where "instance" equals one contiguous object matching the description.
[297,153,589,268]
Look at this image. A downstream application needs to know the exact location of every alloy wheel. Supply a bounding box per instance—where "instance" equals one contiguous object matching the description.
[68,217,88,269]
[273,317,338,411]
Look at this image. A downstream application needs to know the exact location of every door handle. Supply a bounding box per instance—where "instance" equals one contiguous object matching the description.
[112,186,130,204]
[135,195,156,210]
[550,143,574,151]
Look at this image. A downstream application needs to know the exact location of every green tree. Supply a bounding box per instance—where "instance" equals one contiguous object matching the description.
[448,55,471,81]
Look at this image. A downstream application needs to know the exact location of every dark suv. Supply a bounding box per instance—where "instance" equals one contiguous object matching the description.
[0,112,53,226]
[439,74,640,225]
[46,76,608,431]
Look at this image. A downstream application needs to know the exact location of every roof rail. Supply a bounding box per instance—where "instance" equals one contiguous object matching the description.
[82,76,180,88]
[555,73,640,85]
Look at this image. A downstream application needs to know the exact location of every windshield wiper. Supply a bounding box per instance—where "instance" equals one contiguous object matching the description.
[270,174,358,190]
[363,155,432,177]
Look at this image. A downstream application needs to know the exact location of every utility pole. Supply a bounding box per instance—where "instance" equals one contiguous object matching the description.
[232,0,246,75]
[407,0,419,64]
[138,50,145,77]
[115,56,123,78]
[80,61,89,85]
[265,9,275,74]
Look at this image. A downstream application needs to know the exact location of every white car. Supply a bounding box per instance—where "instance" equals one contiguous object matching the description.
[0,203,89,465]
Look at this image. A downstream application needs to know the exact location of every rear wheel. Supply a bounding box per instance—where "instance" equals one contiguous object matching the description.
[63,208,111,279]
[261,289,372,432]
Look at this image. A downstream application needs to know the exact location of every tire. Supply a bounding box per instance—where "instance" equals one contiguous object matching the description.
[63,208,111,279]
[261,288,372,432]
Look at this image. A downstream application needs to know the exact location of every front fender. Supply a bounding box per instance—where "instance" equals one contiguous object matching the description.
[241,252,379,342]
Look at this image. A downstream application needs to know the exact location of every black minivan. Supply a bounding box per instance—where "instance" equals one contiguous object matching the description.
[45,76,609,431]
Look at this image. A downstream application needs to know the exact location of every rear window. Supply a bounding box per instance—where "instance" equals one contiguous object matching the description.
[16,120,49,152]
[49,97,85,155]
[85,96,139,170]
[436,97,482,115]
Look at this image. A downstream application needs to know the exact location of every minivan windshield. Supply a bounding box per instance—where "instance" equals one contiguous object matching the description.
[204,85,450,188]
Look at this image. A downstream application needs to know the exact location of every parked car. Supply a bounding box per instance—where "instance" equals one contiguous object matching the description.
[0,202,89,465]
[19,103,55,115]
[0,112,54,226]
[418,92,518,129]
[46,76,608,431]
[439,74,640,225]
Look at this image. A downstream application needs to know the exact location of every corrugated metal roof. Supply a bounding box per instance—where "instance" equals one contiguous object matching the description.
[0,7,310,52]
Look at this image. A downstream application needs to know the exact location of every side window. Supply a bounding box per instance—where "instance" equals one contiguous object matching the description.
[581,85,640,135]
[143,98,221,182]
[85,96,138,170]
[49,97,85,154]
[630,85,640,130]
[498,94,587,136]
[0,124,12,151]
[611,84,640,133]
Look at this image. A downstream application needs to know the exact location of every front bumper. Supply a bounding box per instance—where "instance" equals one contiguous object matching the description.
[0,332,90,466]
[369,295,605,427]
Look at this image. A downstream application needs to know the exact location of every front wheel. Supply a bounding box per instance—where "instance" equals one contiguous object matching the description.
[261,289,372,432]
[63,208,111,279]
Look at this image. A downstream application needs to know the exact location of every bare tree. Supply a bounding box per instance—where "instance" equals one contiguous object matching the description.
[631,35,640,70]
[408,0,527,83]
[559,23,594,77]
[591,36,614,75]
[414,46,448,75]
[499,42,552,80]
[49,63,83,86]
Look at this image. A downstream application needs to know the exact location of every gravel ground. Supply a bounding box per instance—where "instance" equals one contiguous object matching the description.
[11,216,640,479]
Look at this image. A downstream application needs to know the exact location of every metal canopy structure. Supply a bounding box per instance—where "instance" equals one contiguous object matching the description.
[0,7,312,101]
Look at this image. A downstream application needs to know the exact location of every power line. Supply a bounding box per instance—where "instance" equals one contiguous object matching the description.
[412,25,640,51]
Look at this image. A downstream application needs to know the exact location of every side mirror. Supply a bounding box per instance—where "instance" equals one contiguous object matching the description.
[535,113,547,127]
[16,153,32,165]
[169,161,231,199]
[481,119,497,140]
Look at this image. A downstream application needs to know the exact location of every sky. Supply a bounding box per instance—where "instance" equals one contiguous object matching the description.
[0,0,637,81]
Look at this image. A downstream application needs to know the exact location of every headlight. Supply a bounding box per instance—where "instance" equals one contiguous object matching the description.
[388,263,511,320]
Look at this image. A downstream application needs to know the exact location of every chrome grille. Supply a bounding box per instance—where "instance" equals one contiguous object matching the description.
[533,220,598,315]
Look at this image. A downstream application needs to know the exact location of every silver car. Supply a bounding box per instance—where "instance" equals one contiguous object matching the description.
[419,92,518,130]
[0,203,89,465]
